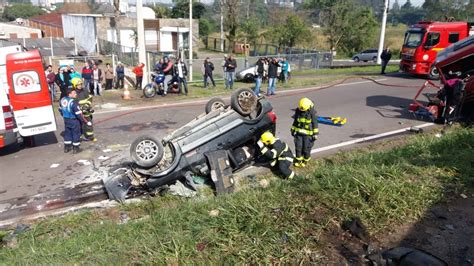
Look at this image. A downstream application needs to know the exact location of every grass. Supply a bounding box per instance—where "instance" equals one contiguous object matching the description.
[1,127,473,263]
[93,65,399,109]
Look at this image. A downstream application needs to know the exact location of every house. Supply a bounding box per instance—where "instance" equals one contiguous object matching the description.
[28,13,64,37]
[0,22,43,39]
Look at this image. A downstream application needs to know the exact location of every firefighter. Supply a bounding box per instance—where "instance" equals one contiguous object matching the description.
[257,131,295,179]
[59,88,91,154]
[291,97,319,167]
[71,77,96,142]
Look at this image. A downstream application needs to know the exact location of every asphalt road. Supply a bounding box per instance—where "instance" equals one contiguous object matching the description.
[0,73,433,210]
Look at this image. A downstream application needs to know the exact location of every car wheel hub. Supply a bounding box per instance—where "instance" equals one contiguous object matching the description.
[238,91,256,111]
[212,102,224,110]
[136,140,159,161]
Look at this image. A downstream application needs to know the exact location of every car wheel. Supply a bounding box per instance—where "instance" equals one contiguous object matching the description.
[353,57,360,62]
[130,135,164,168]
[372,56,377,62]
[143,83,156,98]
[244,73,254,83]
[429,66,440,80]
[205,97,226,114]
[231,88,257,116]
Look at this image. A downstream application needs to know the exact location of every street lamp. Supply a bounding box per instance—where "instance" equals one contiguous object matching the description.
[137,0,148,86]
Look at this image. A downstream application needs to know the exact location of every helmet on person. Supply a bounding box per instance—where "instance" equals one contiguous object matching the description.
[71,77,83,88]
[260,131,276,145]
[163,56,169,62]
[298,97,313,111]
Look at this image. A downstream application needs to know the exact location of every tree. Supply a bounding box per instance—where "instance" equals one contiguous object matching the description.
[2,4,45,21]
[224,0,240,52]
[271,14,311,47]
[171,0,207,19]
[240,17,259,44]
[149,5,170,18]
[199,18,212,39]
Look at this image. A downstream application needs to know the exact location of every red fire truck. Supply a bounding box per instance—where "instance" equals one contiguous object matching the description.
[400,21,474,79]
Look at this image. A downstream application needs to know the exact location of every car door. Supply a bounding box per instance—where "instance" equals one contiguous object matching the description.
[6,50,57,137]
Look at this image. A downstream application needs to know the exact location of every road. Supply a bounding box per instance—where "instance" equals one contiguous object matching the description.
[0,74,433,216]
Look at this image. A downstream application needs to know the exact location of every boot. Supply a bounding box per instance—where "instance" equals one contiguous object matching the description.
[72,146,82,154]
[64,144,72,153]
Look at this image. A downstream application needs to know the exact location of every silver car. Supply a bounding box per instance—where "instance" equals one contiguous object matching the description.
[352,49,378,62]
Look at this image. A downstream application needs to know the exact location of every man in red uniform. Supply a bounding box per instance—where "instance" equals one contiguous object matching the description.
[132,63,145,90]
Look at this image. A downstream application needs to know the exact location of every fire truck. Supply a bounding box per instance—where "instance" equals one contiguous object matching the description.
[400,21,474,79]
[0,47,57,148]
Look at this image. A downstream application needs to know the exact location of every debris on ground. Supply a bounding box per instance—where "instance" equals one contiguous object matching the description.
[366,247,447,266]
[209,209,220,217]
[98,103,119,109]
[77,160,91,166]
[169,180,197,198]
[192,175,207,185]
[460,193,468,199]
[259,179,269,188]
[98,156,110,160]
[50,163,60,168]
[1,224,30,249]
[118,212,130,225]
[102,149,112,153]
[435,133,443,138]
[342,217,369,242]
[408,126,424,134]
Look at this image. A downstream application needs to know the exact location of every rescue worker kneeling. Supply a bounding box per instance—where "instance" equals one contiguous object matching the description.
[257,131,295,179]
[71,77,96,141]
[60,88,91,154]
[291,97,319,167]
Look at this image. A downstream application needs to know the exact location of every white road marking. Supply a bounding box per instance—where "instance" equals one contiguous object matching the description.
[95,78,388,115]
[311,122,435,154]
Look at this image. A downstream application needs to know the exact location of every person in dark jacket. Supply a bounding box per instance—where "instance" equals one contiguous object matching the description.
[72,78,96,142]
[45,65,56,100]
[115,62,125,89]
[267,57,279,96]
[60,88,90,154]
[291,97,319,167]
[257,131,295,179]
[254,58,265,96]
[203,57,216,88]
[224,54,237,89]
[174,58,188,95]
[380,47,392,75]
[82,61,93,94]
[56,67,70,101]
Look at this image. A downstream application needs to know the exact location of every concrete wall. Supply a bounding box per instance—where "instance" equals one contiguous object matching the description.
[0,23,42,39]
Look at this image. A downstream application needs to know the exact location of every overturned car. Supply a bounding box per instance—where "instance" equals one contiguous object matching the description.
[103,88,277,201]
[409,35,474,124]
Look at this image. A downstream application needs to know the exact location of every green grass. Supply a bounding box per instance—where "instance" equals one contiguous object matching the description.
[1,127,473,264]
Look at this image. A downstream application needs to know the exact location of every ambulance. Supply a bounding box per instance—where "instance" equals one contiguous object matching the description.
[0,47,57,148]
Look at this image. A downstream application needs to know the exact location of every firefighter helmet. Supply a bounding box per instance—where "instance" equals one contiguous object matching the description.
[71,77,83,88]
[298,97,313,111]
[260,131,276,145]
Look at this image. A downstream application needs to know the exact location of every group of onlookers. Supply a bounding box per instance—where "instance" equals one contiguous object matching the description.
[254,56,291,96]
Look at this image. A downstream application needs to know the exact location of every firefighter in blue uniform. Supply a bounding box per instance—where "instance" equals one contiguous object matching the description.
[257,131,295,179]
[291,97,319,167]
[71,77,96,141]
[60,88,91,154]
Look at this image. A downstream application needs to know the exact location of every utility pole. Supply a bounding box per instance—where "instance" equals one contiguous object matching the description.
[189,0,193,81]
[220,0,224,52]
[376,0,389,64]
[137,0,148,86]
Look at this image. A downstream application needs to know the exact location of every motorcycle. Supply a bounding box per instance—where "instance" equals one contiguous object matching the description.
[143,72,180,98]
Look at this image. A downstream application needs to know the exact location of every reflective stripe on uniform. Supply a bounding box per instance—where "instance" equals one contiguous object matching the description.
[278,157,294,162]
[72,142,80,146]
[293,128,314,135]
[270,160,276,166]
[271,149,277,158]
[296,156,304,161]
[64,141,72,144]
[261,147,268,154]
[85,132,94,136]
[303,157,311,162]
[75,110,82,115]
[297,117,312,124]
[288,171,295,179]
[313,128,319,134]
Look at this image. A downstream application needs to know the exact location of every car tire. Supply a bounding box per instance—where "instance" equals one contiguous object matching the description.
[205,97,226,114]
[353,57,360,62]
[143,83,156,98]
[372,56,377,62]
[130,135,164,168]
[429,66,440,80]
[231,88,257,116]
[244,73,254,83]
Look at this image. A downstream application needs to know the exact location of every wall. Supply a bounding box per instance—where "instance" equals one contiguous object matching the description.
[0,23,42,39]
[62,15,97,54]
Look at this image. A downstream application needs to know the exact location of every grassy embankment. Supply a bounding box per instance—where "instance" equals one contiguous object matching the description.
[1,126,473,264]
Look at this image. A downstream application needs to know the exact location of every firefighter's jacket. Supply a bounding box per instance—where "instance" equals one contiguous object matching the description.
[76,89,93,117]
[257,139,294,166]
[291,107,319,136]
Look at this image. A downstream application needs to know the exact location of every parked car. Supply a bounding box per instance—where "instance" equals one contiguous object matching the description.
[235,65,256,82]
[352,49,378,62]
[103,88,278,201]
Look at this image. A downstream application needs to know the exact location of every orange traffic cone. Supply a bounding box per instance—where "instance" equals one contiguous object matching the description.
[122,84,131,100]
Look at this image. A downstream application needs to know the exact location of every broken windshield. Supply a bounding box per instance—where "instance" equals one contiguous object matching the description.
[404,31,425,48]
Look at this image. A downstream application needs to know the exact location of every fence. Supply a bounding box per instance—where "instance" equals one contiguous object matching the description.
[97,39,139,67]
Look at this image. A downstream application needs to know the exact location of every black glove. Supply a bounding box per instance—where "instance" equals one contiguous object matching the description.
[311,135,317,141]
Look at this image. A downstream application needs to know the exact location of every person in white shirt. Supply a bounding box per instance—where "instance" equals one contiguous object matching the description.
[174,58,189,95]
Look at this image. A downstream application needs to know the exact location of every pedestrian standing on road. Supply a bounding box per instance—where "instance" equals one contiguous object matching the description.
[115,62,125,89]
[224,54,237,90]
[60,88,90,154]
[257,131,295,179]
[222,54,228,89]
[132,62,145,90]
[380,47,392,75]
[56,67,70,101]
[203,57,216,88]
[104,63,114,90]
[263,57,269,84]
[254,57,264,96]
[82,61,93,95]
[92,64,103,96]
[45,65,56,100]
[72,78,96,142]
[267,57,279,96]
[174,58,188,95]
[162,56,174,96]
[291,97,319,167]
